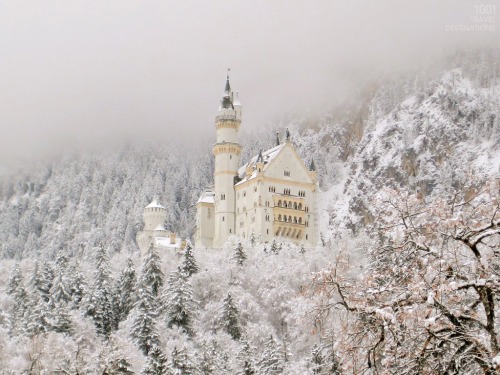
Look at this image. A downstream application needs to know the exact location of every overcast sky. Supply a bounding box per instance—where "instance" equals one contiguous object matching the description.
[0,0,497,171]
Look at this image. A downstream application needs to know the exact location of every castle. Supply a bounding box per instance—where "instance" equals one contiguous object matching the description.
[136,198,186,255]
[195,74,318,248]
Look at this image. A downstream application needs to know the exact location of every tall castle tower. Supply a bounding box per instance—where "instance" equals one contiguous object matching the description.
[212,73,242,247]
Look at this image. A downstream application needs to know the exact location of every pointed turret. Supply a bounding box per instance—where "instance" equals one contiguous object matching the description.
[309,158,316,171]
[256,149,263,163]
[221,72,234,110]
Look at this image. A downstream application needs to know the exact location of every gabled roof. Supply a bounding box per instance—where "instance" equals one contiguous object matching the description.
[236,143,286,185]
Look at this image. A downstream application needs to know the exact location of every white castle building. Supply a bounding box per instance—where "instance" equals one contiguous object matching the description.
[136,198,186,256]
[195,74,318,248]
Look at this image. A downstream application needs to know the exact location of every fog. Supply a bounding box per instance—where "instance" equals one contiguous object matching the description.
[0,0,497,171]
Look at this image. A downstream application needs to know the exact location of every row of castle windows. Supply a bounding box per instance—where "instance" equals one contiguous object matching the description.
[277,215,308,225]
[284,170,290,177]
[276,200,305,210]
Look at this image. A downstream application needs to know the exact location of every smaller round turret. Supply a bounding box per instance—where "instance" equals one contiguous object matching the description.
[143,198,167,231]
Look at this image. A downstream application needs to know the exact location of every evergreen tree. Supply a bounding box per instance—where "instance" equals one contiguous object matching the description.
[197,341,217,375]
[68,264,86,309]
[10,283,29,336]
[50,268,71,305]
[249,232,256,247]
[142,345,167,375]
[131,287,160,356]
[117,258,137,322]
[258,335,285,375]
[107,358,135,374]
[236,339,256,375]
[38,261,55,303]
[168,346,194,375]
[85,244,117,338]
[6,263,23,295]
[231,241,246,267]
[163,270,196,335]
[299,245,306,254]
[270,240,279,255]
[219,292,241,340]
[49,300,73,334]
[140,243,164,297]
[179,243,199,278]
[26,294,50,336]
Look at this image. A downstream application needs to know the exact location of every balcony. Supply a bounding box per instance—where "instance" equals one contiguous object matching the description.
[272,221,305,240]
[215,114,237,122]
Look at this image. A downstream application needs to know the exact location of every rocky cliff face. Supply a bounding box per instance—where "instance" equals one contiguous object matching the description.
[326,67,500,237]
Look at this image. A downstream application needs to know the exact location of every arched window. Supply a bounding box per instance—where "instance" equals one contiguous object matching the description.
[288,215,292,222]
[278,214,282,221]
[294,202,298,209]
[298,203,302,210]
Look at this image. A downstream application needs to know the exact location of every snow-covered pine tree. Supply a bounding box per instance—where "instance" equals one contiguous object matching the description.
[179,243,199,278]
[258,335,285,375]
[142,345,167,375]
[50,268,71,305]
[85,243,117,338]
[219,292,241,340]
[131,286,160,356]
[249,232,256,247]
[49,300,73,334]
[231,241,246,267]
[236,338,256,375]
[140,243,164,297]
[163,270,196,335]
[270,240,279,255]
[6,263,23,295]
[106,358,135,375]
[38,261,55,303]
[197,340,217,375]
[116,258,137,322]
[26,293,50,336]
[67,263,86,309]
[167,346,194,375]
[9,282,29,336]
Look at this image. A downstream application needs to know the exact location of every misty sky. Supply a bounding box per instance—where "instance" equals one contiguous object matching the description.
[0,0,497,171]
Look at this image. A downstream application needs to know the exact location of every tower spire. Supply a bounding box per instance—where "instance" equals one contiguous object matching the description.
[221,68,233,109]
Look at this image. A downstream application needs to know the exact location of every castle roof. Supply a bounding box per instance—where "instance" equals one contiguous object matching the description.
[146,198,165,209]
[154,224,166,231]
[236,143,286,185]
[196,189,215,205]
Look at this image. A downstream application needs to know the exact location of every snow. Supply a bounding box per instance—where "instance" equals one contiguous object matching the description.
[196,190,215,204]
[236,143,286,184]
[155,236,183,249]
[154,224,166,231]
[146,199,166,209]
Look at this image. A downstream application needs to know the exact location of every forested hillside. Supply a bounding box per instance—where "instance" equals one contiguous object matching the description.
[0,50,499,373]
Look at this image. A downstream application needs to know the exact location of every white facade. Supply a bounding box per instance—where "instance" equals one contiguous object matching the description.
[195,75,318,248]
